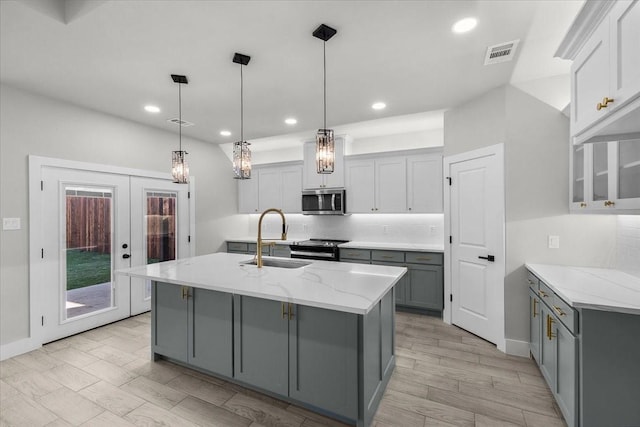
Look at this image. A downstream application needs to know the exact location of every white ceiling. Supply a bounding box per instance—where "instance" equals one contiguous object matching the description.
[0,0,583,147]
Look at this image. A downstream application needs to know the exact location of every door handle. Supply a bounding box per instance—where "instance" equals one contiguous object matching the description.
[122,254,131,259]
[478,255,495,262]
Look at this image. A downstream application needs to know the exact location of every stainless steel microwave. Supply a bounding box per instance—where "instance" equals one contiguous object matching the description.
[301,189,346,215]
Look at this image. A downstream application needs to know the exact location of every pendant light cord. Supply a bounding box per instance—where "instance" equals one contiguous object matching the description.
[240,64,244,143]
[323,40,327,131]
[178,82,182,152]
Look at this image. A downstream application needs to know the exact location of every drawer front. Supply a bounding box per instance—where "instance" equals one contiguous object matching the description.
[271,246,291,258]
[227,242,249,253]
[372,250,404,263]
[405,252,443,265]
[538,281,554,306]
[339,249,371,261]
[247,243,269,255]
[526,270,539,291]
[551,293,578,334]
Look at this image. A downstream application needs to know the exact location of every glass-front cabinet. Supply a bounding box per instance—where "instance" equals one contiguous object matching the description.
[571,139,640,213]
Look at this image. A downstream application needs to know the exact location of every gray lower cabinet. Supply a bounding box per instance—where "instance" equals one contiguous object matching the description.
[405,265,443,310]
[152,282,233,377]
[528,288,541,363]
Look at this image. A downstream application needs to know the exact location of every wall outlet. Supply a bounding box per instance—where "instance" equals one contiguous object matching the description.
[383,225,388,234]
[2,218,21,230]
[548,235,560,249]
[430,226,437,235]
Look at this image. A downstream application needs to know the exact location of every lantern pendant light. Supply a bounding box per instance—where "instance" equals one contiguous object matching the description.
[313,24,337,174]
[232,53,252,179]
[170,74,189,184]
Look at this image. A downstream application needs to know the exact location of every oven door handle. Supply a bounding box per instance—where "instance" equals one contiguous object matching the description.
[331,193,336,211]
[290,250,336,259]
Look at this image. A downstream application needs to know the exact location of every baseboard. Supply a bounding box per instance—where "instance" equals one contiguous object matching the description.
[0,337,40,361]
[504,339,530,357]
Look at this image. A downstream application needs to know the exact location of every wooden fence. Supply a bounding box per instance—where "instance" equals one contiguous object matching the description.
[66,195,176,261]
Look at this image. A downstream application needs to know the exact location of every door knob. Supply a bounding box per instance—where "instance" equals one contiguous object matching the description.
[122,254,131,259]
[478,255,495,262]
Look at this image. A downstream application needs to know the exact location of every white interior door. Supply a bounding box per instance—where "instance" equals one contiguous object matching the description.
[41,167,131,343]
[130,177,190,315]
[446,144,505,348]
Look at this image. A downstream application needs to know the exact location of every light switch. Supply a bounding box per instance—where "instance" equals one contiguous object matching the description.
[548,235,560,249]
[3,218,21,230]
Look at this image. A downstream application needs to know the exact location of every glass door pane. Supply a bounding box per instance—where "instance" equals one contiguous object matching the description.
[592,142,608,201]
[572,146,584,203]
[144,191,178,299]
[65,186,114,319]
[618,139,640,200]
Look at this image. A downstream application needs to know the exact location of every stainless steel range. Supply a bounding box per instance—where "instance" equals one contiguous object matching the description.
[289,239,349,261]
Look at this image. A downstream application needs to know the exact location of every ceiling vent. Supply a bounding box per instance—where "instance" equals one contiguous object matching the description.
[167,118,194,127]
[484,39,520,65]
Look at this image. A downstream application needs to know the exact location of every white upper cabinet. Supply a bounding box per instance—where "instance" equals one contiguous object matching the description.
[407,154,443,213]
[237,163,302,214]
[302,136,346,189]
[280,166,303,213]
[258,168,281,212]
[375,157,407,213]
[344,158,375,213]
[238,176,259,214]
[560,0,640,143]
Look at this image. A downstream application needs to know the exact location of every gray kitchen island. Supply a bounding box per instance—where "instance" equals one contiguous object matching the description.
[117,252,407,427]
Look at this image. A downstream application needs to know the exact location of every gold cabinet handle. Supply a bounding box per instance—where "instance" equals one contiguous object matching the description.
[580,202,587,208]
[281,302,287,320]
[527,279,533,285]
[532,298,538,318]
[547,315,556,340]
[288,303,294,320]
[553,305,566,317]
[416,257,432,261]
[181,286,191,299]
[382,255,394,259]
[538,290,548,298]
[596,97,614,110]
[604,200,615,207]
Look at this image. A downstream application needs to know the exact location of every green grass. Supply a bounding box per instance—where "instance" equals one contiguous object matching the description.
[66,249,111,290]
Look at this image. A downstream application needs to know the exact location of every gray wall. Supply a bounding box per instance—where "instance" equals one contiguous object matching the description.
[444,85,617,345]
[0,84,244,346]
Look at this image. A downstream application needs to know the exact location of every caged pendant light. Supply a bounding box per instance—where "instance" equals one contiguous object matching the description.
[232,53,252,179]
[313,24,337,174]
[170,74,189,184]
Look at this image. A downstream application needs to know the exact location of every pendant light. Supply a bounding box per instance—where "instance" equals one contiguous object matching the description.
[170,74,189,184]
[313,24,337,174]
[232,53,252,179]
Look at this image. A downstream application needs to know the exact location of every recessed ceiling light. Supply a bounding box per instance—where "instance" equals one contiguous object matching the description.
[452,17,477,34]
[220,130,231,136]
[372,102,386,110]
[285,118,297,125]
[144,105,160,113]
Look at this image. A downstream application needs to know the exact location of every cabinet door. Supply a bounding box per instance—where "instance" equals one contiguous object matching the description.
[258,168,282,211]
[345,159,375,213]
[270,245,291,258]
[233,295,289,396]
[571,20,610,135]
[407,154,443,213]
[614,138,640,210]
[570,145,587,210]
[529,289,541,362]
[591,141,612,204]
[322,136,345,189]
[539,306,556,387]
[302,141,324,190]
[152,282,188,362]
[238,176,259,213]
[280,166,302,213]
[554,320,578,427]
[289,304,358,420]
[375,157,407,213]
[610,0,640,107]
[372,261,408,306]
[188,288,233,377]
[405,265,443,311]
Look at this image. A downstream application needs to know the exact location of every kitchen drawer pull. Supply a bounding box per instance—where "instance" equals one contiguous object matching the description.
[281,302,287,320]
[347,252,361,256]
[382,255,394,259]
[416,257,432,261]
[553,305,566,317]
[538,290,549,298]
[288,303,294,320]
[532,298,538,317]
[526,279,533,285]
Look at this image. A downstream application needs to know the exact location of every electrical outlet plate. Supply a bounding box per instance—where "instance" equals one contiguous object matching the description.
[3,218,21,230]
[548,235,560,249]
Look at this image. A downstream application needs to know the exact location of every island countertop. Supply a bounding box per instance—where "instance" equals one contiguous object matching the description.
[117,253,407,315]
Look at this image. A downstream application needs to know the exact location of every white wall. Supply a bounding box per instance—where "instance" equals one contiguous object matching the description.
[444,85,618,347]
[0,84,243,346]
[617,215,640,277]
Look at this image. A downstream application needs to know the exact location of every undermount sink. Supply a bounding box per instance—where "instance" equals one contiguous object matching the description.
[239,258,311,269]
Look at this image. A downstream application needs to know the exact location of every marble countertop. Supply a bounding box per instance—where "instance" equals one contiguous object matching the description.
[338,241,445,252]
[117,253,406,315]
[526,264,640,315]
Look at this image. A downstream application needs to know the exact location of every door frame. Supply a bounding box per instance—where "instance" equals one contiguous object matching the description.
[443,143,506,352]
[28,155,196,347]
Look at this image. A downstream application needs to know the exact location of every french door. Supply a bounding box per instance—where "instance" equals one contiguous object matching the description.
[39,166,190,343]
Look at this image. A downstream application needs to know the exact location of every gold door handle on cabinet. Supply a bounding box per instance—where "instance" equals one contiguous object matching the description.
[288,303,294,320]
[596,97,614,110]
[416,257,432,261]
[181,286,191,300]
[281,302,288,320]
[580,202,587,208]
[532,299,538,318]
[546,315,556,340]
[527,279,533,285]
[553,305,566,317]
[604,200,615,207]
[382,255,394,259]
[538,290,548,298]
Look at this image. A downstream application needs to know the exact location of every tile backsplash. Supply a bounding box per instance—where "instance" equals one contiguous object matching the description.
[248,213,445,246]
[617,215,640,277]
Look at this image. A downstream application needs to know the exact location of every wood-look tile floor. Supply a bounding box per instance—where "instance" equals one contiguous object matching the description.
[0,312,567,427]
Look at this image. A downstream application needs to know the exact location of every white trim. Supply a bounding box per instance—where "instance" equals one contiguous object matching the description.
[505,339,531,358]
[443,143,506,353]
[554,0,615,60]
[0,338,40,361]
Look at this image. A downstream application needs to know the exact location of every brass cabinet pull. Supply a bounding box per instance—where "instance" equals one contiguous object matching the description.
[416,257,432,261]
[382,255,394,259]
[604,200,615,207]
[553,305,566,317]
[288,303,294,320]
[532,298,538,318]
[547,315,556,340]
[596,97,614,110]
[580,202,587,208]
[181,286,191,300]
[281,302,287,320]
[527,279,533,285]
[538,290,548,298]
